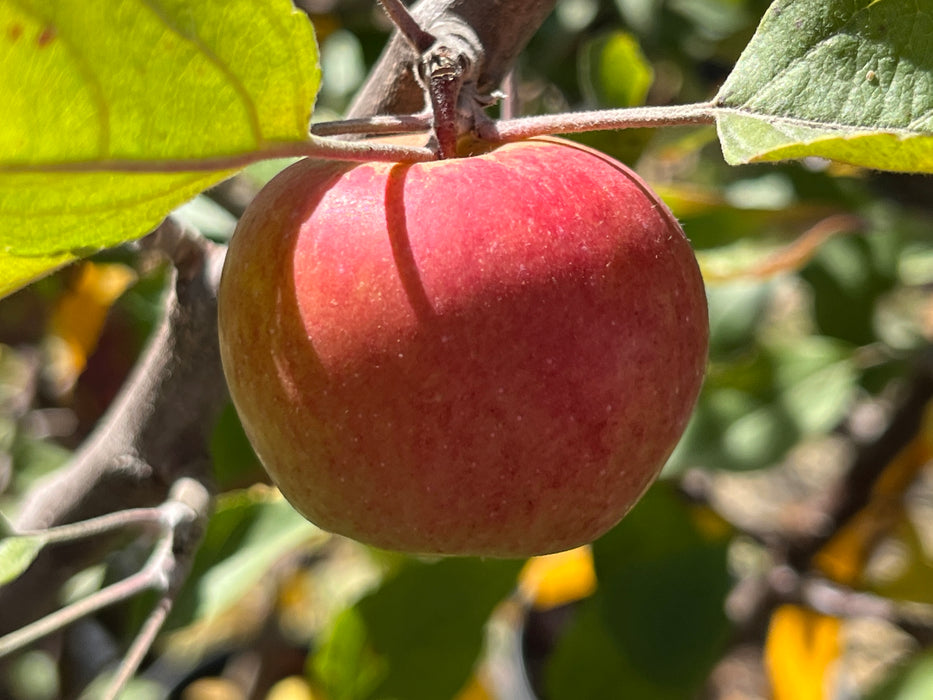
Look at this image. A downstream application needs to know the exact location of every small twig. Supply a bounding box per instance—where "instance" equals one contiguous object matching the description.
[423,48,469,158]
[0,104,720,176]
[0,531,173,658]
[478,102,718,142]
[701,214,865,283]
[102,594,174,700]
[13,507,164,545]
[101,477,210,700]
[0,477,209,679]
[377,0,436,53]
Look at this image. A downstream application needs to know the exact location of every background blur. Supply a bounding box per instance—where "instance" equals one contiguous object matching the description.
[2,0,933,698]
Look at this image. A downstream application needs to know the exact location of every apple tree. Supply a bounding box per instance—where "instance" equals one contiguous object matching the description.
[1,0,933,698]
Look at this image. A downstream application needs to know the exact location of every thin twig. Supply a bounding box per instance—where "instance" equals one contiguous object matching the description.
[0,532,173,658]
[13,507,164,545]
[701,214,865,284]
[100,477,209,699]
[101,593,174,700]
[377,0,436,53]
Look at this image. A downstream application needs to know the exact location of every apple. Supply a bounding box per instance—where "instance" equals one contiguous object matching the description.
[217,137,708,557]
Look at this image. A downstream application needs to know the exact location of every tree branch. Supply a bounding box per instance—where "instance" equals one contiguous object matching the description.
[347,0,558,118]
[0,218,228,637]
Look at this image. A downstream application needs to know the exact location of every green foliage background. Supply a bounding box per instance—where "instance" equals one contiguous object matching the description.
[1,0,933,698]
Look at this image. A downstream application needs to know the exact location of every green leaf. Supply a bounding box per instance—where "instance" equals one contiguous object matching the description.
[715,0,933,172]
[312,607,389,700]
[0,532,47,585]
[209,402,265,490]
[311,557,522,700]
[801,232,900,345]
[0,0,319,297]
[666,334,858,473]
[169,488,327,627]
[546,486,731,700]
[573,31,654,164]
[579,31,653,109]
[706,280,774,358]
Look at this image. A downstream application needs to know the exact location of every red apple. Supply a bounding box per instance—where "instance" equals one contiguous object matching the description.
[217,137,708,557]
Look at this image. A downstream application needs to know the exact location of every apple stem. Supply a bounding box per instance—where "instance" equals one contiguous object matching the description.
[424,47,468,158]
[477,102,718,142]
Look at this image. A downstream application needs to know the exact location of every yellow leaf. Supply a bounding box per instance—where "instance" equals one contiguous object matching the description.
[44,261,136,396]
[518,546,597,610]
[765,604,841,700]
[814,401,933,585]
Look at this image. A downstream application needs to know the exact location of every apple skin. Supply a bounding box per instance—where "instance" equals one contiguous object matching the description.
[218,138,708,558]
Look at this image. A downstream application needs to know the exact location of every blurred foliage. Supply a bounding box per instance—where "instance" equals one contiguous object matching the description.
[1,0,933,699]
[544,487,732,700]
[310,557,522,700]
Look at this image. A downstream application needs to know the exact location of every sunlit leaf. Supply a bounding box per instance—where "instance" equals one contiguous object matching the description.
[0,0,319,297]
[312,607,389,700]
[765,605,841,700]
[573,31,654,163]
[715,0,933,172]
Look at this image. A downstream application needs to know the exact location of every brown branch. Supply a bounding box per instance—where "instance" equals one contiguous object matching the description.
[715,355,933,653]
[0,218,228,637]
[347,0,558,118]
[377,0,437,53]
